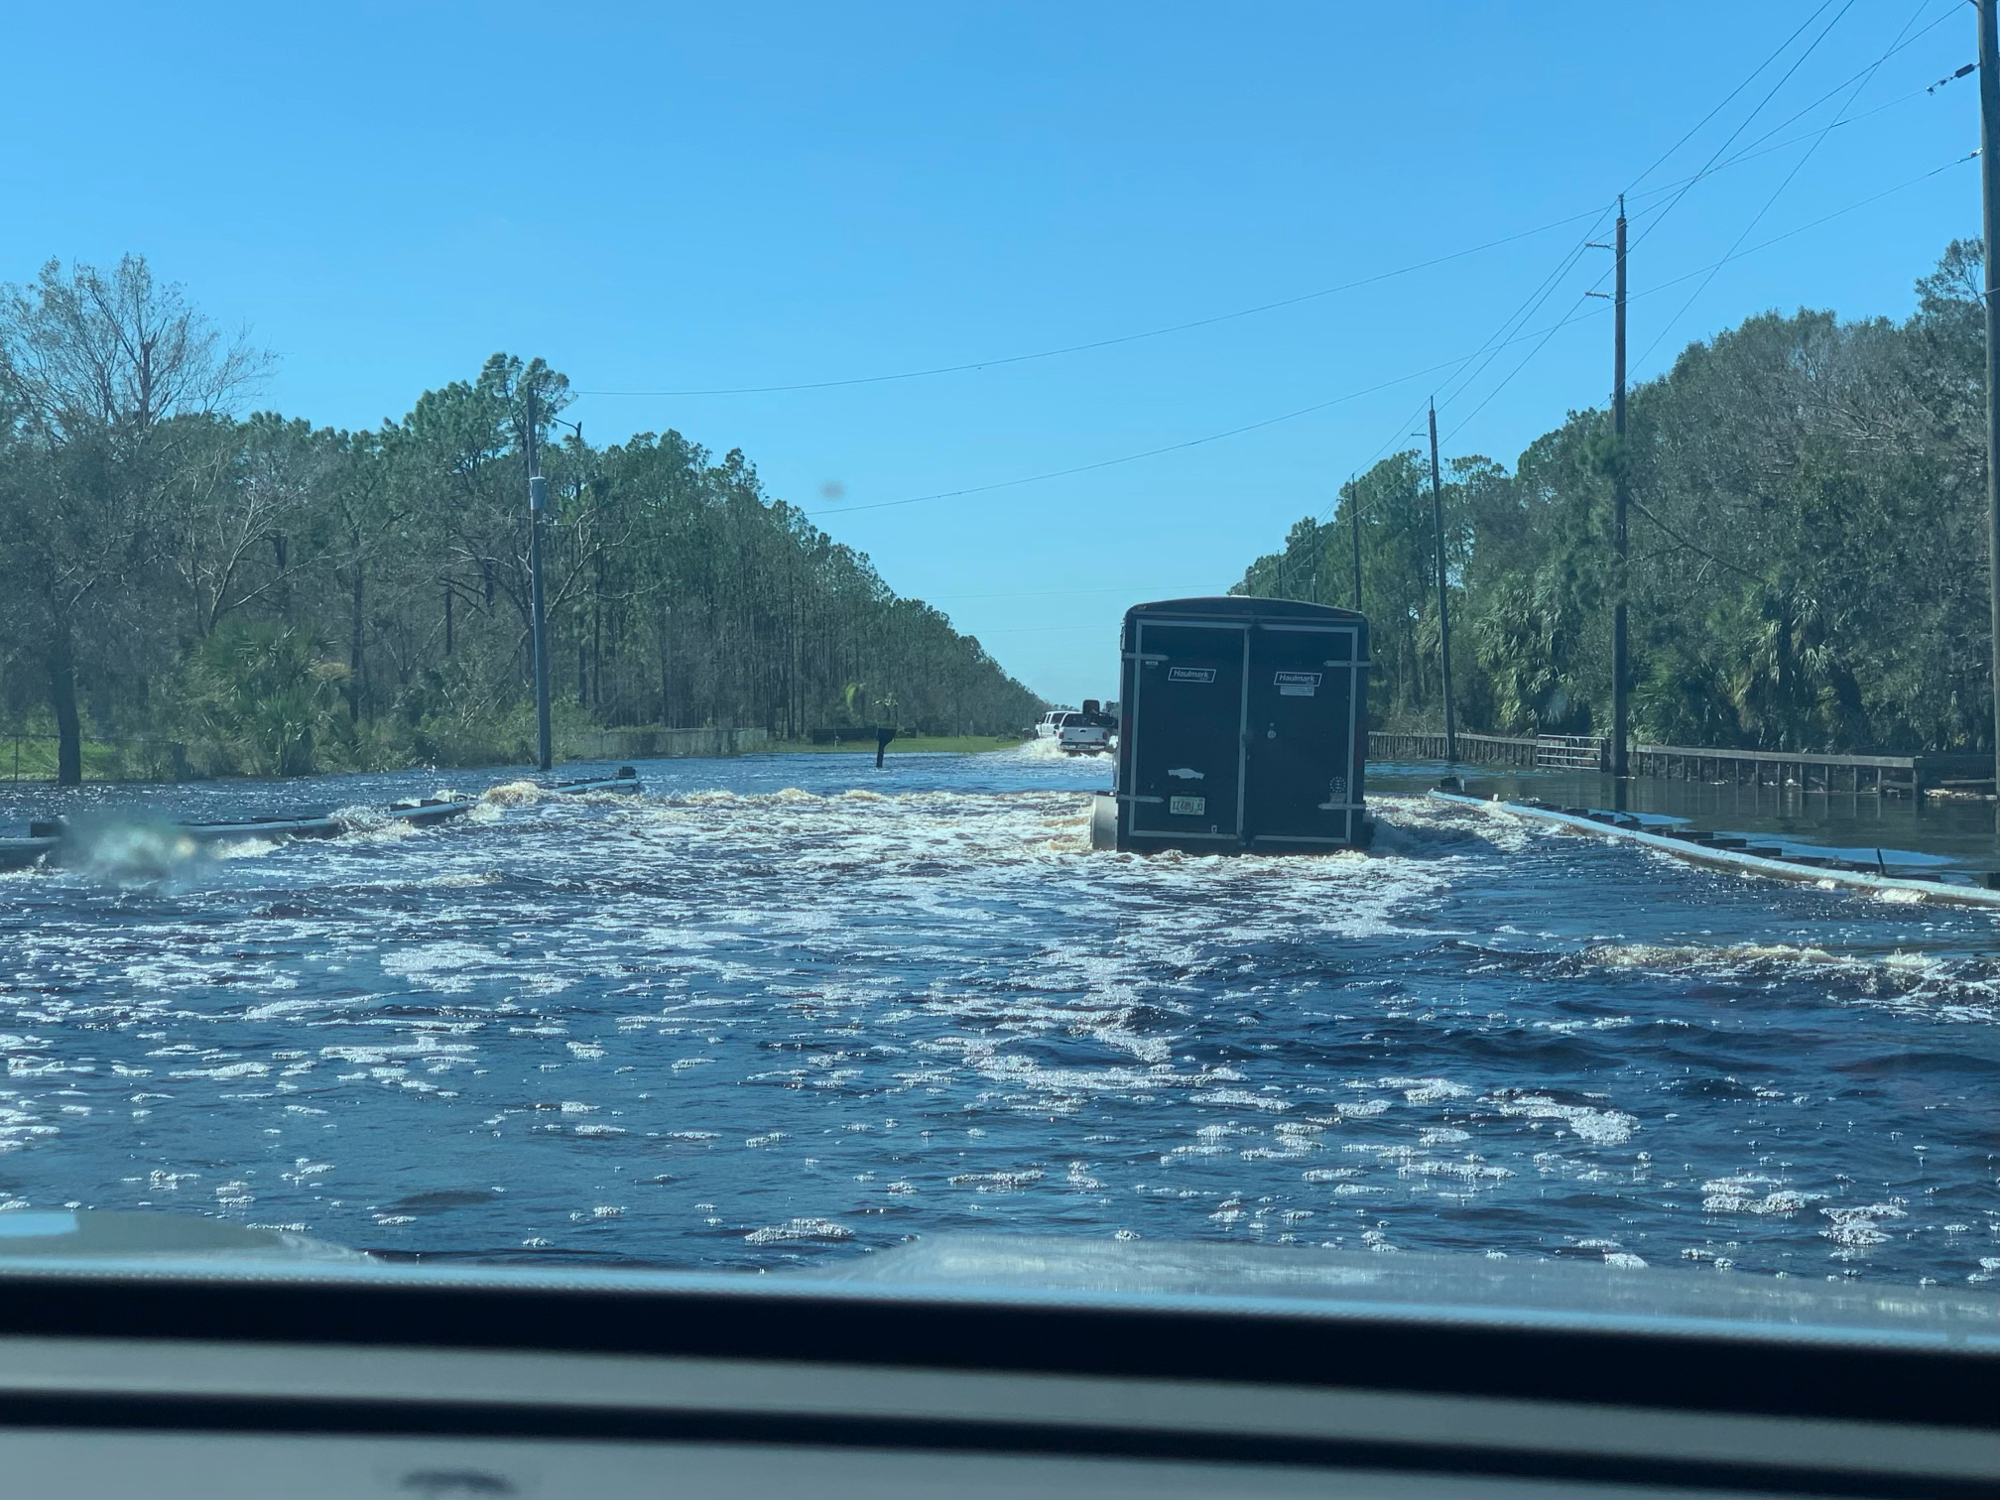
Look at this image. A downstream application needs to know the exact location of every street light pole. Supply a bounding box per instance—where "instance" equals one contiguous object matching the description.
[525,386,553,773]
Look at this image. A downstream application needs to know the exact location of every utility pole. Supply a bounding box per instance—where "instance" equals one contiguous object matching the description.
[1612,196,1630,779]
[525,386,553,773]
[1349,479,1363,613]
[550,417,589,707]
[1589,202,1631,779]
[1427,400,1457,762]
[1982,0,2000,798]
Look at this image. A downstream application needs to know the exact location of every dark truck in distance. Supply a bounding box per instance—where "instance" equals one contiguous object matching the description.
[1093,596,1370,853]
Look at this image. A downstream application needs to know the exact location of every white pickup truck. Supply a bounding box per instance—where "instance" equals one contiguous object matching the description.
[1057,700,1117,756]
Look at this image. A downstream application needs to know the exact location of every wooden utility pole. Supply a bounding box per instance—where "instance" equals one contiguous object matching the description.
[1612,196,1630,779]
[1982,0,2000,794]
[1349,479,1363,613]
[1427,400,1457,762]
[525,386,553,772]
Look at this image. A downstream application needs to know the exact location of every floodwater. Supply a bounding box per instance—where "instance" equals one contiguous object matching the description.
[0,746,1994,1289]
[1440,764,2000,879]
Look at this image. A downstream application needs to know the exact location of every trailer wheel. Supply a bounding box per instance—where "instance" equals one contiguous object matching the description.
[1089,795,1118,851]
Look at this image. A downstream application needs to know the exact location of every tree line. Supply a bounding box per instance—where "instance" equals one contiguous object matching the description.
[0,256,1043,783]
[1235,239,1993,755]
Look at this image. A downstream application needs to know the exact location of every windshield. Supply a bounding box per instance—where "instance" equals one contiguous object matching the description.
[0,4,1993,1341]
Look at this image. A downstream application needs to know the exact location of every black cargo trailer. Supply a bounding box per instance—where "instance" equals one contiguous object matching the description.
[1094,597,1369,853]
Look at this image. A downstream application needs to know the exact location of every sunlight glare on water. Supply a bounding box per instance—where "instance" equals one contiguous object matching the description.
[0,747,1994,1285]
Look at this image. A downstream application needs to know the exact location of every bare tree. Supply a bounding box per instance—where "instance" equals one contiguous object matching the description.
[0,255,268,781]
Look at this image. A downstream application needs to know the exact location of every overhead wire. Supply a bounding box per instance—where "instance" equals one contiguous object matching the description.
[1432,226,1609,425]
[807,353,1483,518]
[1437,0,1862,449]
[575,6,1959,421]
[584,0,1967,580]
[1649,0,1959,188]
[803,149,1969,523]
[1633,0,1934,369]
[1450,145,1973,443]
[1619,1,1840,197]
[1628,152,1974,302]
[1622,63,1965,219]
[572,207,1610,401]
[1328,9,1965,510]
[1313,395,1432,528]
[1626,0,1858,257]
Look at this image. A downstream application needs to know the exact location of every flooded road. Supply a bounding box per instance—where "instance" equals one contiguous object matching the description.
[0,747,1994,1287]
[1446,764,2000,878]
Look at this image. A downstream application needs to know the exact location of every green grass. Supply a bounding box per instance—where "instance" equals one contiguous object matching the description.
[0,730,1033,781]
[0,737,176,783]
[770,735,1029,755]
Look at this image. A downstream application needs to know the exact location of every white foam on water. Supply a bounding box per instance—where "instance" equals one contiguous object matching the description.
[1701,1174,1820,1216]
[1820,1201,1909,1249]
[1570,941,2000,1023]
[0,763,1987,1280]
[1489,1091,1639,1147]
[1010,737,1071,763]
[743,1217,853,1244]
[479,781,544,809]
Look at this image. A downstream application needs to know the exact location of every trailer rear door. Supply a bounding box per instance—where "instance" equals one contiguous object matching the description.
[1126,619,1247,842]
[1243,622,1363,847]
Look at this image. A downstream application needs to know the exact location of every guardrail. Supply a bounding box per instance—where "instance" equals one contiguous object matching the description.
[1369,730,1991,798]
[1631,743,1992,796]
[1369,732,1607,771]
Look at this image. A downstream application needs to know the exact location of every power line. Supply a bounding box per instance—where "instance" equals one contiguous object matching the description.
[1333,143,1973,512]
[1635,152,1975,302]
[1444,149,1973,443]
[1620,1,1840,196]
[1435,232,1607,420]
[804,353,1488,518]
[805,153,1968,525]
[1655,0,1960,187]
[1623,66,1962,217]
[1439,1,1862,448]
[572,208,1608,401]
[1628,0,1858,255]
[574,14,1958,416]
[1314,398,1430,527]
[1634,0,1932,369]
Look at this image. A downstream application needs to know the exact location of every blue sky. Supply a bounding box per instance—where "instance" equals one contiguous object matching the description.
[1,2,1978,706]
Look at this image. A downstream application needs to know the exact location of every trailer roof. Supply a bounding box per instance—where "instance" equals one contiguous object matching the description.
[1124,595,1366,623]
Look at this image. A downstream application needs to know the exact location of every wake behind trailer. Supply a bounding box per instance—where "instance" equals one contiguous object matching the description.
[1092,596,1370,853]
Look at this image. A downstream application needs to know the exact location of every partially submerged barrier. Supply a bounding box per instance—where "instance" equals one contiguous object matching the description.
[0,765,647,873]
[1429,787,2000,909]
[548,766,642,796]
[0,796,475,873]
